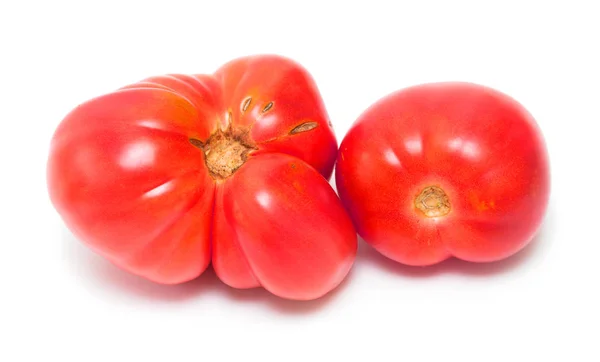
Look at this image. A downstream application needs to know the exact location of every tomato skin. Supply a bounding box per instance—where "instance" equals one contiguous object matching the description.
[47,88,215,283]
[213,56,338,179]
[47,55,356,299]
[221,154,356,300]
[336,82,550,265]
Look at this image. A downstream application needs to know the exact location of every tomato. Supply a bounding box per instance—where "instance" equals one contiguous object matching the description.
[47,55,357,300]
[335,82,550,265]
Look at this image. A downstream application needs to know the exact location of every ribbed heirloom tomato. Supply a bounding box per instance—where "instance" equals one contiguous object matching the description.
[47,55,357,300]
[336,82,549,265]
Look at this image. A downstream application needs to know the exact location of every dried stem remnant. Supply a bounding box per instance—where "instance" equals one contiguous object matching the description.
[290,121,318,135]
[415,186,451,217]
[262,101,274,113]
[190,127,255,180]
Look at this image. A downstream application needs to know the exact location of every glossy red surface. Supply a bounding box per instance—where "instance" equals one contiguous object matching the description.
[47,55,356,300]
[336,82,550,265]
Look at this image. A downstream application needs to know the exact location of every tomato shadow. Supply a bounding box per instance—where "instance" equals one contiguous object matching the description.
[61,227,218,302]
[61,227,351,313]
[357,205,556,278]
[214,266,355,315]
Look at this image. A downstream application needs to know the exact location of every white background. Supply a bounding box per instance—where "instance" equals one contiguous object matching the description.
[1,0,598,361]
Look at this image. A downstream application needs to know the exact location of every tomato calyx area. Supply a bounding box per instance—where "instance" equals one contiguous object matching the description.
[415,186,451,217]
[190,127,256,180]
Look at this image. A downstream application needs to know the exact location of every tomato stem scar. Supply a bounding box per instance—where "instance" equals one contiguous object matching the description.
[189,126,255,180]
[415,186,451,217]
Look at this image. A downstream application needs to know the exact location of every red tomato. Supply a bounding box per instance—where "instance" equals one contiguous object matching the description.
[336,82,550,265]
[47,55,357,300]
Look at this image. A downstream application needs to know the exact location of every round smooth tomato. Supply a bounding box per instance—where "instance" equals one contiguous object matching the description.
[47,55,357,300]
[335,82,550,265]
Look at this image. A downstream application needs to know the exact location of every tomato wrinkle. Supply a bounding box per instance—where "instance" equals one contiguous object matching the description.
[212,183,261,288]
[207,183,219,265]
[162,74,208,100]
[119,81,175,92]
[122,176,213,264]
[151,185,215,277]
